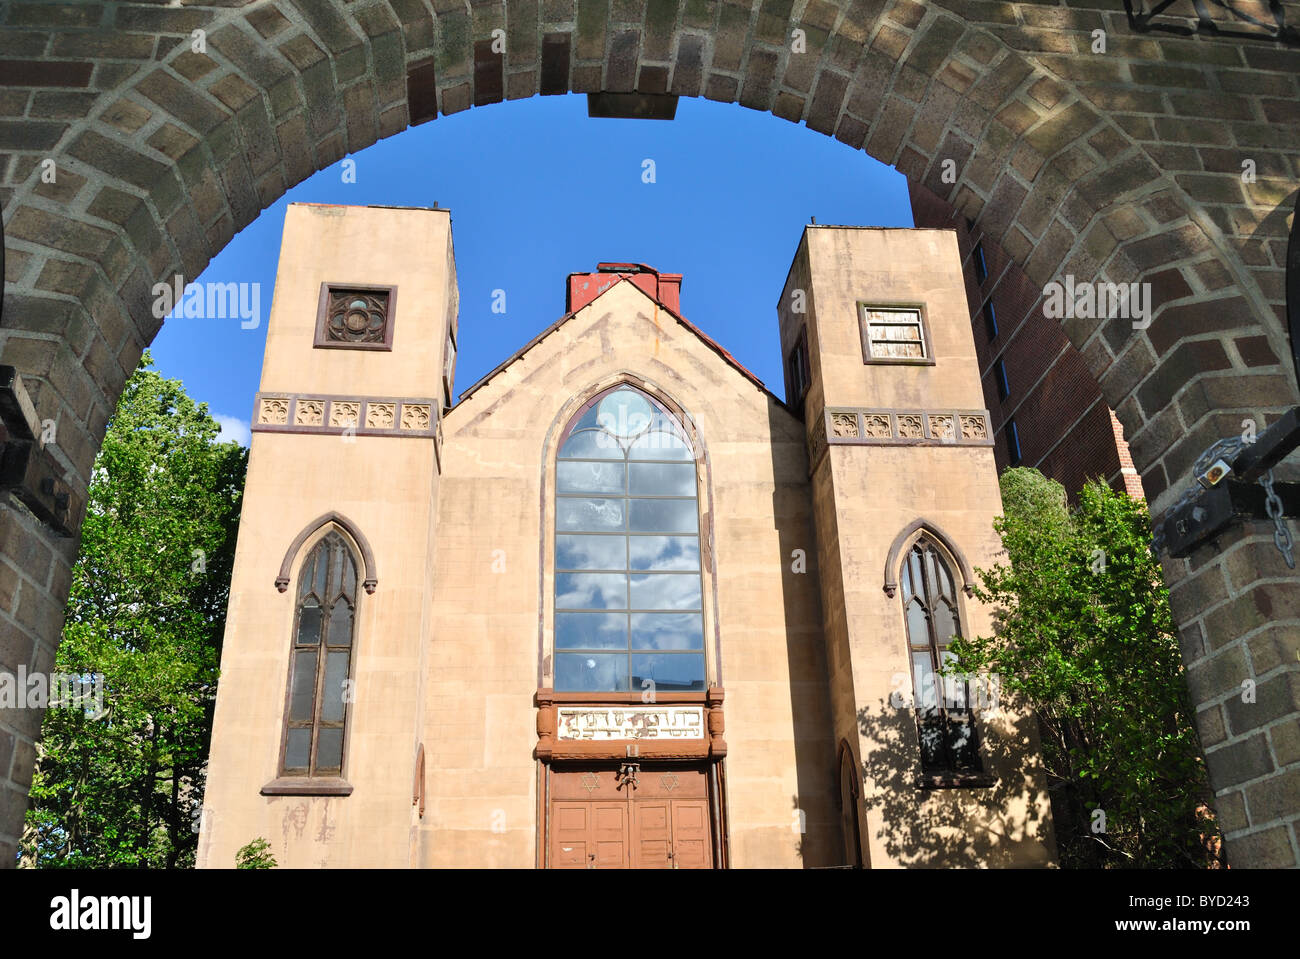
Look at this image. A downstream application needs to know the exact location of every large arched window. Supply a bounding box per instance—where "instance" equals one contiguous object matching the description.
[553,385,705,693]
[900,537,983,776]
[280,531,358,777]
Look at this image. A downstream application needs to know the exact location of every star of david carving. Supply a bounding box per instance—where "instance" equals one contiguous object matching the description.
[660,773,679,793]
[581,771,600,794]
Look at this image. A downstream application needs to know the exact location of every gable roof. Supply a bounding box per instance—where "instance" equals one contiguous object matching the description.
[455,273,778,407]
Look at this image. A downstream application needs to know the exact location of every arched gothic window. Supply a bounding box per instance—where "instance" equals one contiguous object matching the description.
[281,531,358,777]
[900,538,983,775]
[553,385,705,693]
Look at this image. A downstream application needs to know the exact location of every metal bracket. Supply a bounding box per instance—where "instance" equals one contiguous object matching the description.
[615,762,640,792]
[1156,408,1300,559]
[0,365,81,536]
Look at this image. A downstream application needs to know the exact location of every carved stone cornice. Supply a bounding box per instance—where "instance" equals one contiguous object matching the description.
[816,406,994,449]
[252,392,436,438]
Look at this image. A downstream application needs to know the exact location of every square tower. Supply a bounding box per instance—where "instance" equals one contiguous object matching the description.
[198,203,457,868]
[778,226,1056,868]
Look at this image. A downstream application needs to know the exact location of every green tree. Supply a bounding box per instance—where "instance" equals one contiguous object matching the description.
[948,468,1220,868]
[21,353,247,868]
[235,837,277,869]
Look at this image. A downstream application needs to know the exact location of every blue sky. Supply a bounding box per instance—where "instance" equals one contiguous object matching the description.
[149,94,912,444]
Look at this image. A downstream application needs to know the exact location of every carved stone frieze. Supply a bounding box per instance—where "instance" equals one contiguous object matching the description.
[251,393,438,439]
[818,407,993,449]
[365,402,395,429]
[928,413,955,440]
[258,397,289,425]
[830,412,860,438]
[897,413,923,439]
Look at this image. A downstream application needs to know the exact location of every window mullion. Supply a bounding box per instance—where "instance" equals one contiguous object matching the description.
[309,582,332,777]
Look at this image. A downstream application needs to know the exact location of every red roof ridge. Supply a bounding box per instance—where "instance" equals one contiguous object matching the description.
[456,275,773,404]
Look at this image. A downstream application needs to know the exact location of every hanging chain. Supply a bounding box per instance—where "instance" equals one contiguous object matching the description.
[1260,469,1295,569]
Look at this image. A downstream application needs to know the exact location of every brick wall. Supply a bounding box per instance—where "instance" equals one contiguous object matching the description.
[911,180,1134,501]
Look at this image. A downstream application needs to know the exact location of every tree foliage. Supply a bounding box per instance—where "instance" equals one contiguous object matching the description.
[21,354,247,868]
[948,468,1220,868]
[235,837,277,869]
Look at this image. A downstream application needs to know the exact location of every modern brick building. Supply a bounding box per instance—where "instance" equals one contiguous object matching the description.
[195,203,1057,868]
[910,183,1145,501]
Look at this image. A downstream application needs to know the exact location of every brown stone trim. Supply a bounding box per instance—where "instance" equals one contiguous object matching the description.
[252,392,436,438]
[274,511,378,594]
[882,519,977,598]
[857,301,937,367]
[313,282,398,351]
[823,407,994,447]
[535,686,726,761]
[260,777,354,796]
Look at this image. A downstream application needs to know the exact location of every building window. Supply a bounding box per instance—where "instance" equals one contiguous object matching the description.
[281,531,358,777]
[900,538,983,776]
[995,359,1010,401]
[859,306,929,363]
[554,385,706,693]
[1006,418,1022,465]
[973,243,988,284]
[786,327,811,406]
[443,330,456,410]
[314,283,397,350]
[983,300,998,340]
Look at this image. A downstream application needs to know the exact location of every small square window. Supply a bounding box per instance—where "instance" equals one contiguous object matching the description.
[1006,418,1022,466]
[315,284,397,351]
[995,359,1009,401]
[860,306,929,363]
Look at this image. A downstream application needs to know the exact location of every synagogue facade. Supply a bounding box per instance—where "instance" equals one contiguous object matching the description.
[196,202,1057,868]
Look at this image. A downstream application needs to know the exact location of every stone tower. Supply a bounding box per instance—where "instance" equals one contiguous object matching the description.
[779,226,1056,867]
[198,203,457,868]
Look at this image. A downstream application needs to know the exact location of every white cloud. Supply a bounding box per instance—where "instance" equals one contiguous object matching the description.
[213,414,251,447]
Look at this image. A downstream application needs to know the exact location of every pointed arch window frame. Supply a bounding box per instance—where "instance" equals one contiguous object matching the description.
[884,521,994,787]
[549,382,710,695]
[264,515,375,797]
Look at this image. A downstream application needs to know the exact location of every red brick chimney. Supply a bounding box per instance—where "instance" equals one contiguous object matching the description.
[566,263,682,315]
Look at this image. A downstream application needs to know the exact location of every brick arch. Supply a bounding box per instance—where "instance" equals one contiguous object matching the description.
[2,1,1298,867]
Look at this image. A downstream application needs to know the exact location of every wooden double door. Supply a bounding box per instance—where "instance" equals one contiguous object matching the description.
[550,763,713,868]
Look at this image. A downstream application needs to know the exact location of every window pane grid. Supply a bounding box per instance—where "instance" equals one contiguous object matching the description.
[283,532,357,778]
[862,306,928,361]
[902,540,983,775]
[554,386,706,692]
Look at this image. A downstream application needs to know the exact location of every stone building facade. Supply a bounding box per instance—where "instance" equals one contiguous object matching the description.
[196,202,1056,868]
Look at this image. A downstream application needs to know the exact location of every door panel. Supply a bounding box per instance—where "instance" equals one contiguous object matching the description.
[551,801,629,868]
[671,800,712,868]
[591,802,629,868]
[549,766,714,869]
[552,802,590,868]
[632,800,673,868]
